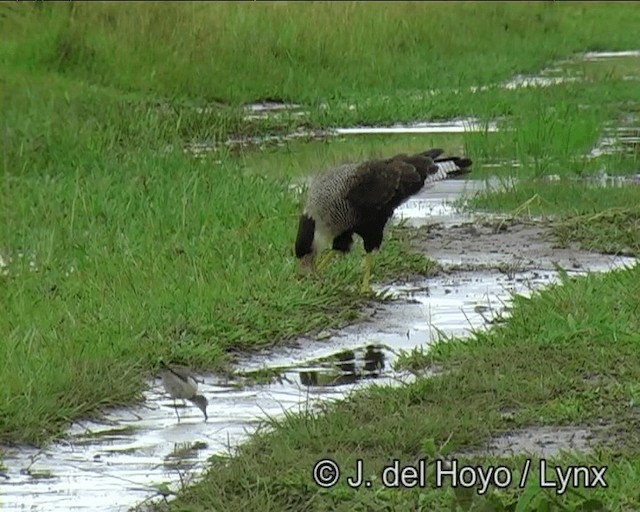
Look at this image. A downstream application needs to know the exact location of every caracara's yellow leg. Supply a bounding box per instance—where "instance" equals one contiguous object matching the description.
[359,252,374,294]
[316,250,336,273]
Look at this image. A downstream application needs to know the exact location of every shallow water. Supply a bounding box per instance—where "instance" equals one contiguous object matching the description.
[332,119,499,135]
[582,50,640,60]
[1,177,636,512]
[589,125,640,158]
[392,177,501,227]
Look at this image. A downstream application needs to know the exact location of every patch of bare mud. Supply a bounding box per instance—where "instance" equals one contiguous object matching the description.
[413,220,617,273]
[458,425,598,458]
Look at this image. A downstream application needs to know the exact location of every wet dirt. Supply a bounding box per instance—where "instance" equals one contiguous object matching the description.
[457,425,598,458]
[414,220,613,273]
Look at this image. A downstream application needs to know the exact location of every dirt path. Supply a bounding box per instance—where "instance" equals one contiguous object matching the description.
[413,219,618,273]
[409,218,634,458]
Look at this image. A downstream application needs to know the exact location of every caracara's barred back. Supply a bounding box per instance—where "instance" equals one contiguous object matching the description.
[294,148,473,292]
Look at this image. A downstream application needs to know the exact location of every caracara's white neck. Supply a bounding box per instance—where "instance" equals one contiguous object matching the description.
[312,221,332,253]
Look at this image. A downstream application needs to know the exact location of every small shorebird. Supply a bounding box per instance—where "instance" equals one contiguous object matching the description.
[159,361,208,423]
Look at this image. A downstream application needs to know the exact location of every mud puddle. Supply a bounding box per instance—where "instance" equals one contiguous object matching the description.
[1,177,636,512]
[417,219,635,272]
[457,425,598,459]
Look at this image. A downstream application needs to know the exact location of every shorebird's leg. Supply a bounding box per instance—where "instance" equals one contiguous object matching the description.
[173,399,181,424]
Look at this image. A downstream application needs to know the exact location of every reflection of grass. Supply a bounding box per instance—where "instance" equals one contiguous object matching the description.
[236,367,290,387]
[167,441,209,460]
[26,469,56,480]
[80,425,138,439]
[563,56,640,81]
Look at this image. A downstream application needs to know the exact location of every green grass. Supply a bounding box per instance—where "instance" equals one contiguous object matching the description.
[152,265,640,512]
[553,207,640,257]
[2,3,640,511]
[463,83,640,177]
[2,2,640,105]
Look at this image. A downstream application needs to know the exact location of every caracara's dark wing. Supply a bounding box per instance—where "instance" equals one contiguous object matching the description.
[345,159,415,210]
[386,148,444,167]
[345,153,441,211]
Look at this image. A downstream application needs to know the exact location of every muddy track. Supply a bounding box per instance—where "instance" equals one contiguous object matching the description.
[414,219,613,274]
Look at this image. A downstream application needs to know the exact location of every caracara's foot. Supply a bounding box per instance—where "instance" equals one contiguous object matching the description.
[359,282,374,295]
[295,269,322,284]
[316,250,336,274]
[359,252,375,295]
[359,271,373,295]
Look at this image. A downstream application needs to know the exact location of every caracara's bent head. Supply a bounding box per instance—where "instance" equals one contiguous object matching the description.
[295,213,317,271]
